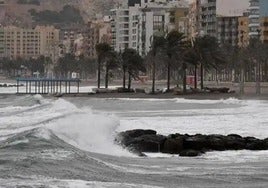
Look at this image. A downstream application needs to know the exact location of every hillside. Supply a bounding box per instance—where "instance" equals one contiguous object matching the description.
[1,0,123,27]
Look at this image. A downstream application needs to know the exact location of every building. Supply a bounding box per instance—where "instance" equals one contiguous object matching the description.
[0,26,59,59]
[217,16,239,46]
[188,1,200,40]
[111,0,188,55]
[260,17,268,43]
[249,0,260,38]
[238,13,250,47]
[0,0,6,24]
[199,0,217,37]
[86,17,112,58]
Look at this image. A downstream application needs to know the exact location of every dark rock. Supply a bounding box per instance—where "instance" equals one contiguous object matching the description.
[116,129,268,157]
[207,135,227,151]
[119,129,157,139]
[205,87,230,93]
[128,134,166,152]
[225,135,246,150]
[183,134,209,151]
[245,137,268,150]
[117,87,134,93]
[179,150,202,157]
[162,136,184,154]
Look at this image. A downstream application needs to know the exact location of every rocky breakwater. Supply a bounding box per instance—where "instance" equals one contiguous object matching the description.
[115,129,268,157]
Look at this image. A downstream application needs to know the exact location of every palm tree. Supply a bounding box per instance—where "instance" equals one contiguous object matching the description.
[149,31,166,94]
[166,30,187,91]
[104,50,119,88]
[96,43,112,88]
[191,36,225,89]
[122,48,146,90]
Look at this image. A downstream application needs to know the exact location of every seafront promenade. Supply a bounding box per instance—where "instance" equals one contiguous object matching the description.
[1,77,268,99]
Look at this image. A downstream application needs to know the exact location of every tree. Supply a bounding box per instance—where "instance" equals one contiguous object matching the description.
[96,43,112,88]
[166,30,188,91]
[104,50,119,88]
[191,35,225,89]
[54,53,77,78]
[122,48,146,90]
[149,31,166,93]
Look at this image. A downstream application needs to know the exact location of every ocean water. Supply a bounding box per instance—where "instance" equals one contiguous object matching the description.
[0,94,268,187]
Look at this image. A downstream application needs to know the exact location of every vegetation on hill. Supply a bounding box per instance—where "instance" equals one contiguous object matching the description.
[29,5,84,24]
[17,0,40,5]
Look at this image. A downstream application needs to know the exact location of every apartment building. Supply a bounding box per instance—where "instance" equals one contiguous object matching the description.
[85,18,112,58]
[199,0,217,37]
[238,13,250,47]
[260,17,268,43]
[217,16,239,46]
[249,0,260,37]
[111,0,188,55]
[111,6,141,53]
[0,26,59,59]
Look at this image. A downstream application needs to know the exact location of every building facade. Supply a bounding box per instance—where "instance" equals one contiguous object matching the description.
[0,26,59,59]
[249,0,260,38]
[217,16,239,46]
[111,0,188,55]
[238,14,250,47]
[260,17,268,43]
[199,0,217,37]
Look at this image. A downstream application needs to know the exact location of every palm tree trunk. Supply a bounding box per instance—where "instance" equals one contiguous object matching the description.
[105,65,109,89]
[200,63,204,90]
[167,60,171,91]
[183,64,187,94]
[152,60,156,94]
[123,68,126,89]
[194,64,197,89]
[128,72,131,90]
[97,58,101,88]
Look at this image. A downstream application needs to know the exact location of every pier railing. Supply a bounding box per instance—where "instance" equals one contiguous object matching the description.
[16,78,81,94]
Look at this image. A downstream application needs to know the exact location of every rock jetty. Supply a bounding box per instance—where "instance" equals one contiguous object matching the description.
[115,129,268,157]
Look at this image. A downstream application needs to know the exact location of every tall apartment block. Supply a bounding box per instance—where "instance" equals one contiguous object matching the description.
[111,0,188,55]
[217,16,239,46]
[238,12,250,47]
[199,0,217,37]
[249,0,260,37]
[248,0,268,42]
[0,26,59,59]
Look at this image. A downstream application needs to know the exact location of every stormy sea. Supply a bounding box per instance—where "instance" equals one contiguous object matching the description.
[0,94,268,187]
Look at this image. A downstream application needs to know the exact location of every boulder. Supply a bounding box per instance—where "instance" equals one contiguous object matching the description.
[245,137,268,150]
[115,129,165,153]
[162,136,184,154]
[128,134,166,152]
[179,150,202,157]
[224,135,246,150]
[183,134,209,151]
[207,135,227,151]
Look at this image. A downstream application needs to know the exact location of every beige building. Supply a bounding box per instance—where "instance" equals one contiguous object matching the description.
[238,15,249,47]
[0,26,59,59]
[260,17,268,43]
[86,18,112,58]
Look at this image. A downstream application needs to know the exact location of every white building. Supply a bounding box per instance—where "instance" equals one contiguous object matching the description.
[111,0,188,55]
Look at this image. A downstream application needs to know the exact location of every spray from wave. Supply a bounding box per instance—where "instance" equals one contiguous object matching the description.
[0,95,133,157]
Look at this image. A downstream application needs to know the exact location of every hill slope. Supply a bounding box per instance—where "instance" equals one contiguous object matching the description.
[1,0,123,27]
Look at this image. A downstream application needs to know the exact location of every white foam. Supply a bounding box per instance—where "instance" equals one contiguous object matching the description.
[47,112,134,157]
[117,100,268,139]
[0,178,162,188]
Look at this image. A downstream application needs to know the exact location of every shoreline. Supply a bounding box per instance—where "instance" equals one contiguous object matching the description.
[2,91,268,100]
